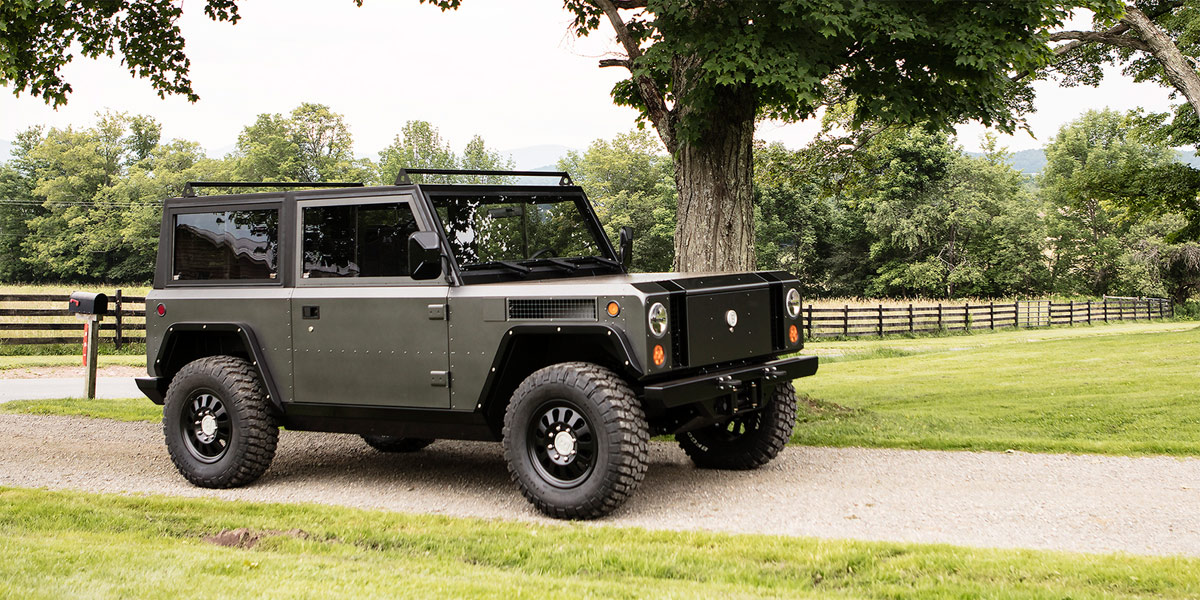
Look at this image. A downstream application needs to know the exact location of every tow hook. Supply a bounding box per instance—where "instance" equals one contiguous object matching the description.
[716,375,741,392]
[762,367,786,381]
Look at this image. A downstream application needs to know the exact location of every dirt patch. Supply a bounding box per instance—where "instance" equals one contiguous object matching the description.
[0,366,145,380]
[203,527,309,549]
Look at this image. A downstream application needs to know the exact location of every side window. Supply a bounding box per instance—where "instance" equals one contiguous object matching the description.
[302,202,419,278]
[173,209,279,280]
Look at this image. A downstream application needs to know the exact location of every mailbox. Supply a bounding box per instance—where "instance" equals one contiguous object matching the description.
[68,292,108,316]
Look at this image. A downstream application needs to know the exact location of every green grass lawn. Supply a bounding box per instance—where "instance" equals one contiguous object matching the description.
[795,322,1200,455]
[0,486,1195,599]
[0,397,159,422]
[0,354,146,370]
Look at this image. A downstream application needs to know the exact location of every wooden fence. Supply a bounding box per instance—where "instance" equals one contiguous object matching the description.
[0,290,146,348]
[802,297,1173,338]
[0,292,1174,346]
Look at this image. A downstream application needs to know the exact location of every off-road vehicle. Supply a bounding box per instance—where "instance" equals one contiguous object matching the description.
[138,168,818,519]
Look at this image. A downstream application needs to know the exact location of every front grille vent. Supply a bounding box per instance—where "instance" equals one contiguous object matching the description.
[507,298,597,321]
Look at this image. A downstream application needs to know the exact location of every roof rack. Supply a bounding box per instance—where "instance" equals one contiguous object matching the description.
[182,181,364,197]
[394,168,574,186]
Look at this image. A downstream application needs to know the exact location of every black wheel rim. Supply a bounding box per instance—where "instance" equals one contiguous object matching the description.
[526,400,597,489]
[181,389,232,463]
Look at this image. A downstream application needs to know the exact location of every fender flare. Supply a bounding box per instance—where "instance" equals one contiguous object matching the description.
[476,324,643,413]
[152,322,285,414]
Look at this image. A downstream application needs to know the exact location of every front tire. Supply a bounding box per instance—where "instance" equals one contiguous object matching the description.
[676,381,797,470]
[163,356,279,488]
[502,362,649,520]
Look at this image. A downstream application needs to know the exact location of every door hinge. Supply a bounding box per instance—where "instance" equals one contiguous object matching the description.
[428,304,447,320]
[430,370,450,387]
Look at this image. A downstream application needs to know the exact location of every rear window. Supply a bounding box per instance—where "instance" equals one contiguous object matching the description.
[302,202,419,278]
[173,209,279,281]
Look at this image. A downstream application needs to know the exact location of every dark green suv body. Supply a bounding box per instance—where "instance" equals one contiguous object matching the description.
[138,170,817,518]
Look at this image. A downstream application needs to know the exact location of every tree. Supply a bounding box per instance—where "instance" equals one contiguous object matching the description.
[233,103,370,184]
[420,0,1104,272]
[0,128,46,281]
[559,130,676,271]
[376,121,458,184]
[752,141,835,294]
[1039,2,1200,137]
[1040,109,1175,295]
[0,1,240,106]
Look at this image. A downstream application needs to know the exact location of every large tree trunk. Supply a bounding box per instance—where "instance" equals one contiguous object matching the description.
[670,62,757,272]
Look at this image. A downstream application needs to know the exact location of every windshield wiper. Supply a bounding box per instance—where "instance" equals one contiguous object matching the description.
[519,258,579,272]
[462,260,532,274]
[569,256,621,269]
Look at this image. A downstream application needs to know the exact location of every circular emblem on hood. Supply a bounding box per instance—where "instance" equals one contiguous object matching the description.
[725,309,738,327]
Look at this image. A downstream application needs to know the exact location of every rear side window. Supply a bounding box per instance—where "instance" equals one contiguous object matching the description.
[302,202,419,278]
[173,209,279,281]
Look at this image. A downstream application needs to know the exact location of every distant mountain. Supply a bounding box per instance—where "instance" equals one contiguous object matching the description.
[965,147,1200,176]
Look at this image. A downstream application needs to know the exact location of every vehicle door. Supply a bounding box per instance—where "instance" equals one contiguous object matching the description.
[290,194,450,408]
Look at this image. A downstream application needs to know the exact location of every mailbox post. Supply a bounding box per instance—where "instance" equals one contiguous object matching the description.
[68,292,108,399]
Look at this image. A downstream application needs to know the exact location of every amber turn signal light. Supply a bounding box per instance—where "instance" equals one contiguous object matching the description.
[788,324,799,344]
[652,344,665,366]
[606,301,620,317]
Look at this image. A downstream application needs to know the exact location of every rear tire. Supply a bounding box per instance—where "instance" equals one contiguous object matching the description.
[502,362,649,520]
[163,356,278,488]
[361,435,434,453]
[676,381,796,470]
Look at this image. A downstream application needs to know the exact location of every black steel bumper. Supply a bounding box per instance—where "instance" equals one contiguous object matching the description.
[136,376,167,405]
[642,355,818,410]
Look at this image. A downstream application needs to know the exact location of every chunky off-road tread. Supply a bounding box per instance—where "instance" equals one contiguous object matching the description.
[676,381,797,470]
[502,362,649,520]
[361,435,435,453]
[163,355,278,488]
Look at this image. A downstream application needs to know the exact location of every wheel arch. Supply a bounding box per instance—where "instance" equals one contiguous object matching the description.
[153,322,284,413]
[478,325,643,436]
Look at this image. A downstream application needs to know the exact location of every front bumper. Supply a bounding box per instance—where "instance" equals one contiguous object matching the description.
[642,355,818,411]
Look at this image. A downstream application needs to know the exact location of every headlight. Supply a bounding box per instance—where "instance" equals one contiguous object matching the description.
[785,288,801,318]
[648,302,668,337]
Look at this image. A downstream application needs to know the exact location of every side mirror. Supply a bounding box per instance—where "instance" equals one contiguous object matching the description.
[618,226,634,270]
[408,231,444,281]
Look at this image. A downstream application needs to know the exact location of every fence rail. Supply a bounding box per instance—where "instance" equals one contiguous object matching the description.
[0,290,146,348]
[802,297,1171,339]
[0,292,1174,347]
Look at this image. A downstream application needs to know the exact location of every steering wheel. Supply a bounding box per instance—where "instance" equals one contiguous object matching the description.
[529,247,556,259]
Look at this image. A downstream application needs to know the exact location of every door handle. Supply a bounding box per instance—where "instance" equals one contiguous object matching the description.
[301,305,320,320]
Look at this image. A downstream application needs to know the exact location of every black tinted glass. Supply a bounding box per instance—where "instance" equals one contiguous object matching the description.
[303,202,418,278]
[173,209,278,280]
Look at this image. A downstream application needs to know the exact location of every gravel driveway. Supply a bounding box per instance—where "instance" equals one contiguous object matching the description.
[1,413,1196,557]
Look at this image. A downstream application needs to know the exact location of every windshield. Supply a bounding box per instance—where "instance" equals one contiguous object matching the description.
[431,194,610,270]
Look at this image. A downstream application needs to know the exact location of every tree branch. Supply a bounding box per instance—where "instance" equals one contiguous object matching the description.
[1048,29,1149,51]
[610,0,647,8]
[592,0,676,153]
[598,58,630,68]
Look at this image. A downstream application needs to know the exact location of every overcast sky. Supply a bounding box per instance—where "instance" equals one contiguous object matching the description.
[0,0,1182,158]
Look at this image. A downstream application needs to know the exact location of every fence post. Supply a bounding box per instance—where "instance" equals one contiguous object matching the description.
[989,302,995,330]
[1086,301,1092,325]
[908,303,914,333]
[964,302,970,331]
[1068,300,1074,326]
[877,304,884,337]
[807,304,813,339]
[114,288,123,351]
[843,304,849,337]
[1147,299,1152,320]
[1014,301,1020,328]
[938,303,943,330]
[1103,298,1108,323]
